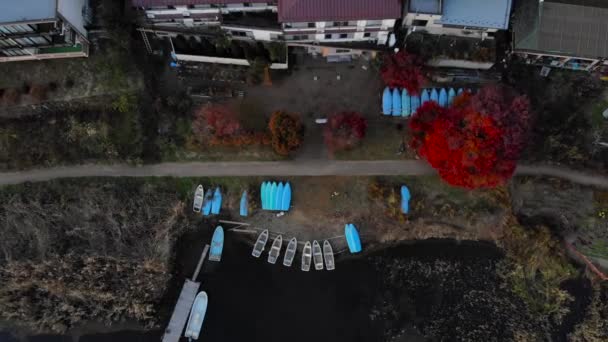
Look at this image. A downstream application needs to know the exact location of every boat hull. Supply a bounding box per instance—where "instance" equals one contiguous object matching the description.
[240,191,248,217]
[267,235,283,264]
[323,240,335,271]
[313,240,323,270]
[209,226,224,262]
[210,187,222,215]
[301,242,312,271]
[345,224,362,253]
[401,185,411,214]
[283,237,297,267]
[275,182,284,211]
[281,182,291,211]
[252,230,269,258]
[184,291,208,340]
[193,185,204,213]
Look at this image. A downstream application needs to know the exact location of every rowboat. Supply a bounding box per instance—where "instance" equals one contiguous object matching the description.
[210,187,222,215]
[269,182,277,210]
[447,88,456,105]
[239,190,248,217]
[392,88,401,116]
[312,240,323,270]
[209,226,224,262]
[420,89,430,106]
[402,88,411,117]
[345,224,362,253]
[275,182,284,211]
[201,189,213,216]
[401,185,411,214]
[410,91,421,114]
[438,88,448,107]
[283,237,297,267]
[281,182,291,211]
[382,87,391,115]
[193,185,204,213]
[260,182,268,209]
[184,291,208,340]
[263,182,272,210]
[323,240,335,271]
[430,88,439,103]
[252,229,269,258]
[267,235,283,264]
[301,241,312,271]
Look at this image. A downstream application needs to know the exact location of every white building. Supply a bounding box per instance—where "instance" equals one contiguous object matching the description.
[403,0,512,39]
[0,0,91,62]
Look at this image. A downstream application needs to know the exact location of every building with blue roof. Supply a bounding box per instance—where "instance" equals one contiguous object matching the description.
[404,0,512,39]
[0,0,91,62]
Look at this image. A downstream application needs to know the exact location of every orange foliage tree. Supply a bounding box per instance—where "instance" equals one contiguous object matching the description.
[410,86,531,189]
[323,111,368,152]
[268,111,303,156]
[192,104,271,147]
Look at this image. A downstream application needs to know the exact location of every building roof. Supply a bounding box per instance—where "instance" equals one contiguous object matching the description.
[409,0,442,15]
[439,0,512,30]
[513,0,608,59]
[132,0,269,7]
[0,0,57,24]
[278,0,402,22]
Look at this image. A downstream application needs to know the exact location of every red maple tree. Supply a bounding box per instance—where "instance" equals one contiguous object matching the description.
[193,104,241,139]
[409,88,529,189]
[380,51,426,94]
[323,112,368,153]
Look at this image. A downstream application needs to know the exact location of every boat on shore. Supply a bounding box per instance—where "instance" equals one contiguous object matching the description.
[209,226,224,262]
[184,291,208,340]
[240,190,248,217]
[345,224,362,253]
[323,240,335,271]
[193,185,204,213]
[281,182,291,211]
[313,240,323,270]
[301,241,312,271]
[201,189,213,216]
[252,229,269,258]
[283,237,297,267]
[267,235,283,264]
[210,187,222,215]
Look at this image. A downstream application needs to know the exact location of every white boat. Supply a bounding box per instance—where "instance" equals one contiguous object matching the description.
[252,229,269,258]
[192,185,204,213]
[267,235,283,264]
[184,291,208,340]
[283,237,297,267]
[323,240,335,271]
[312,240,324,270]
[301,241,312,272]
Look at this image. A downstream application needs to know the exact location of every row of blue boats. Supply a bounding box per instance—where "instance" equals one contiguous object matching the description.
[260,181,292,211]
[382,87,468,117]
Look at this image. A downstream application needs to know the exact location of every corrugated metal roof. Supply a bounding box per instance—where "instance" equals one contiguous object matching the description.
[0,0,57,24]
[132,0,269,6]
[278,0,402,22]
[409,0,442,15]
[439,0,512,30]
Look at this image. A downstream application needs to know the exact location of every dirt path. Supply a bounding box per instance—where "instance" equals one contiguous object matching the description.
[0,160,607,188]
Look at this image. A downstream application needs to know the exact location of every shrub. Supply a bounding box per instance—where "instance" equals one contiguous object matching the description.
[380,51,426,94]
[323,111,368,152]
[268,111,303,156]
[192,104,242,142]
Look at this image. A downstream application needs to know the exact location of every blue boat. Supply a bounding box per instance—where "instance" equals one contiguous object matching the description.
[209,226,224,261]
[447,88,456,105]
[420,89,430,106]
[392,88,401,116]
[430,88,439,103]
[275,182,284,210]
[410,93,421,114]
[401,185,411,214]
[269,182,277,210]
[382,87,392,115]
[264,182,272,210]
[457,88,463,96]
[261,182,268,210]
[401,88,411,117]
[202,189,213,216]
[345,224,362,253]
[240,191,248,217]
[210,187,222,215]
[184,291,208,340]
[438,88,448,107]
[281,182,292,211]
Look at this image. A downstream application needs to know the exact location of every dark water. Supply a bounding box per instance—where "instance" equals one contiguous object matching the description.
[4,228,503,342]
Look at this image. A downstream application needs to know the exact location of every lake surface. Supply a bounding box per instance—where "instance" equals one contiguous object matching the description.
[4,234,503,342]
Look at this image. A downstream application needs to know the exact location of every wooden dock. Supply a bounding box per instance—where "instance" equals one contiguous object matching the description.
[162,244,209,342]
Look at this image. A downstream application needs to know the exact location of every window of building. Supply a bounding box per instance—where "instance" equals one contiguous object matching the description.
[336,49,350,53]
[308,22,315,28]
[342,21,349,26]
[284,23,292,28]
[412,19,428,26]
[339,33,347,39]
[363,32,371,38]
[244,2,251,7]
[325,34,332,39]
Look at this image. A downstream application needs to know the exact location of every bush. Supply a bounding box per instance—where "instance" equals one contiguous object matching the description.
[323,111,368,152]
[268,111,303,156]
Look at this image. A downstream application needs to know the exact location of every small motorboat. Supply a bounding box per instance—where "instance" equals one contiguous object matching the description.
[208,226,224,262]
[201,189,213,216]
[345,224,362,253]
[283,237,297,267]
[301,241,312,272]
[184,291,208,340]
[267,235,283,264]
[210,187,222,215]
[323,240,335,271]
[312,240,323,271]
[193,185,204,213]
[252,229,269,258]
[240,190,248,217]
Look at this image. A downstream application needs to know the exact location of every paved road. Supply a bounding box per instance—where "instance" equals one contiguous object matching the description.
[0,160,607,188]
